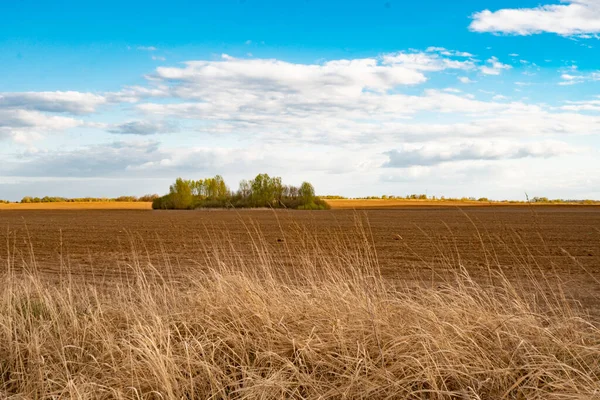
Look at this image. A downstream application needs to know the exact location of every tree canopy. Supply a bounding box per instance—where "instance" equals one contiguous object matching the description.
[152,174,329,210]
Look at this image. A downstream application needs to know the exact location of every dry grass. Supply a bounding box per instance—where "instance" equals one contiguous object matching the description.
[1,219,599,399]
[0,202,152,210]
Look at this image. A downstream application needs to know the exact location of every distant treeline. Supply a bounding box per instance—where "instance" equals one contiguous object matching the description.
[19,195,160,204]
[152,174,330,210]
[323,194,599,204]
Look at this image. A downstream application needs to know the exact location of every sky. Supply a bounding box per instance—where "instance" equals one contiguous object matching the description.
[1,0,600,201]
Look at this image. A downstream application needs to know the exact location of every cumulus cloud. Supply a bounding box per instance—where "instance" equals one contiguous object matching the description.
[0,91,106,114]
[561,99,600,111]
[2,140,361,179]
[0,109,83,144]
[0,91,111,144]
[2,141,214,178]
[108,120,179,135]
[154,54,429,99]
[0,109,81,129]
[559,71,600,85]
[480,57,512,75]
[136,87,544,142]
[131,51,600,148]
[383,140,576,168]
[469,0,600,37]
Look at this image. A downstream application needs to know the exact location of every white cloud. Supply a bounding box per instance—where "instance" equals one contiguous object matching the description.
[108,120,179,135]
[480,57,512,75]
[2,140,359,180]
[0,91,106,114]
[0,109,83,144]
[383,140,576,167]
[3,141,199,178]
[0,91,111,144]
[470,0,600,37]
[382,51,475,71]
[559,71,600,85]
[561,99,600,111]
[137,46,157,51]
[152,55,166,61]
[0,109,80,129]
[154,54,429,100]
[425,46,474,57]
[127,54,600,155]
[458,76,476,84]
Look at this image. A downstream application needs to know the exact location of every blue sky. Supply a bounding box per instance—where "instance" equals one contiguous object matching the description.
[1,0,599,200]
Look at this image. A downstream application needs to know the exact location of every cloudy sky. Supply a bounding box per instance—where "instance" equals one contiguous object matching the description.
[1,0,599,200]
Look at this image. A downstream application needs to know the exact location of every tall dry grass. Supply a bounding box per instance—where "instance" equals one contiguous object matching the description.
[1,218,599,399]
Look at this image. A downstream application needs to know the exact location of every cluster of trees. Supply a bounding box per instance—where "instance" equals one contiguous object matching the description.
[152,174,330,210]
[20,195,159,204]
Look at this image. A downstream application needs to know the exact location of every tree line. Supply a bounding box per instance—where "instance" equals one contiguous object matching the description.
[152,174,330,210]
[19,195,159,204]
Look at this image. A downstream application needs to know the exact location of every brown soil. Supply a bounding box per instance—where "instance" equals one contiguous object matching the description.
[1,207,599,311]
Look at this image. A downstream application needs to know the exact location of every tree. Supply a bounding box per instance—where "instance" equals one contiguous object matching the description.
[251,173,275,206]
[238,180,251,199]
[272,177,284,203]
[299,182,315,205]
[215,175,228,199]
[169,178,194,209]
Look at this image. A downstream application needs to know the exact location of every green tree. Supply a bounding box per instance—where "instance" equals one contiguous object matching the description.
[251,173,275,206]
[169,178,194,209]
[215,175,228,199]
[299,182,315,205]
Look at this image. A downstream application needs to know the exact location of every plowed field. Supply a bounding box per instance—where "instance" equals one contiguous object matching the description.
[1,207,599,310]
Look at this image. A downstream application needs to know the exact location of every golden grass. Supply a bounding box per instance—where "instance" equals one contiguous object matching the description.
[0,219,599,399]
[0,201,153,210]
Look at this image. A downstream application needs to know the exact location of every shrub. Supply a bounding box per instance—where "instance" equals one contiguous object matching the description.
[152,194,174,210]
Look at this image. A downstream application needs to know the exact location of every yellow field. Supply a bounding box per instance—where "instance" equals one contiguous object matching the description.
[327,199,496,208]
[0,201,153,210]
[325,199,596,209]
